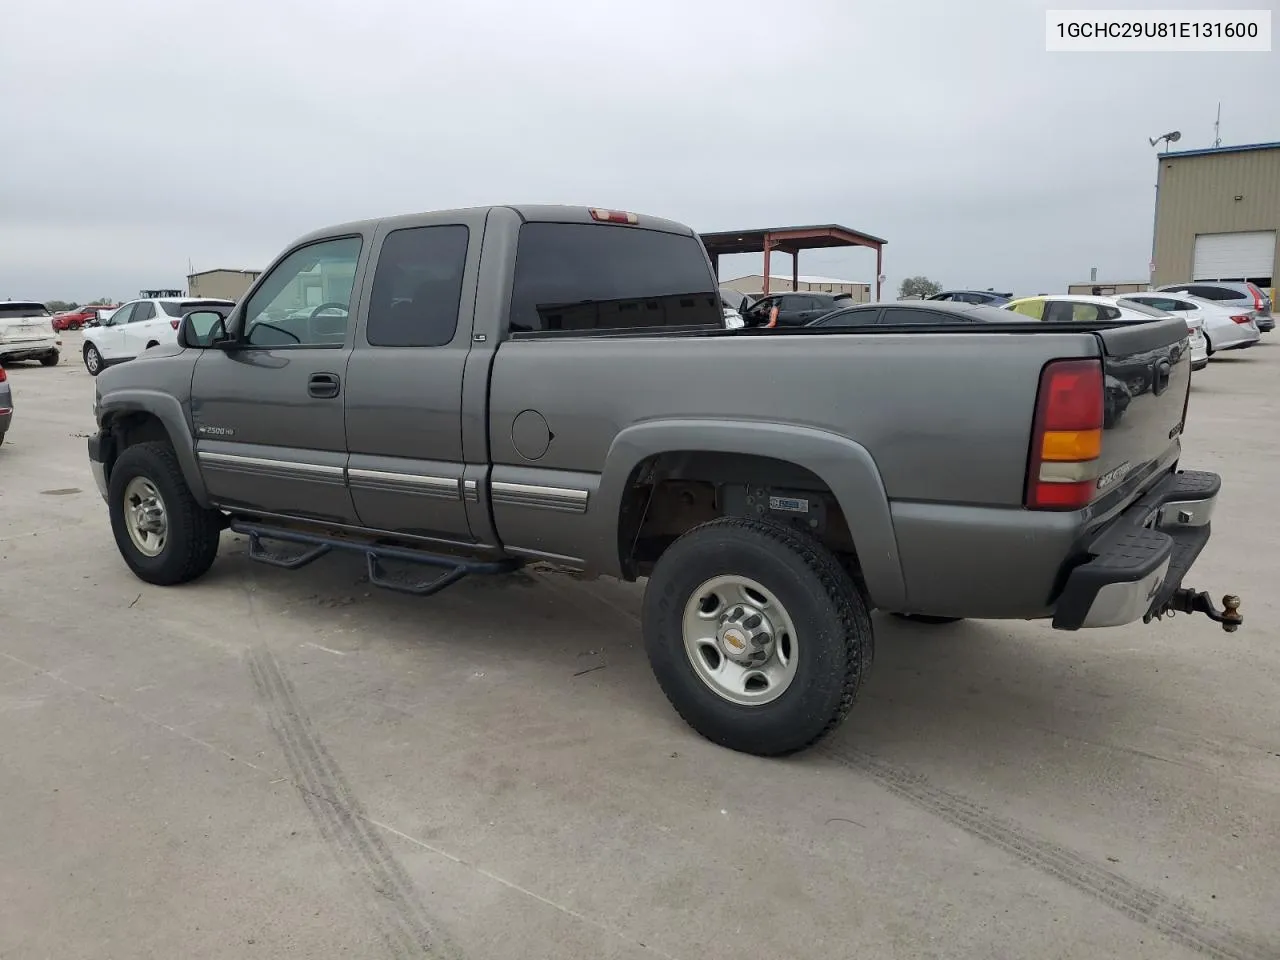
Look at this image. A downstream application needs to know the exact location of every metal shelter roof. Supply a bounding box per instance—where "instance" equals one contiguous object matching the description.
[700,224,888,299]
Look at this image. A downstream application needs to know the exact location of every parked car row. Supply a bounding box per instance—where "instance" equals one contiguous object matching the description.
[81,297,235,375]
[52,304,120,331]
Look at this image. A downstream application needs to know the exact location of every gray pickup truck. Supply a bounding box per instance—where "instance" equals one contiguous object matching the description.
[87,204,1241,756]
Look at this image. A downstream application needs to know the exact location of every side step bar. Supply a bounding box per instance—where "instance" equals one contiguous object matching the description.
[229,520,522,597]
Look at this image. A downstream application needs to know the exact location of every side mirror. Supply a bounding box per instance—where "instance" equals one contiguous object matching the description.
[179,310,231,349]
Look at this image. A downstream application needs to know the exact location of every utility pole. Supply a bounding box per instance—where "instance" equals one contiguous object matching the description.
[1213,102,1222,148]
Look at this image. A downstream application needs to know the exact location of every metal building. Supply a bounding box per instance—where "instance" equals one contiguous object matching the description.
[1152,141,1279,298]
[187,268,261,302]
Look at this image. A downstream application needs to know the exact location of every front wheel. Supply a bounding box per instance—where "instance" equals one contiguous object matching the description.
[642,517,872,756]
[83,343,103,376]
[107,441,222,585]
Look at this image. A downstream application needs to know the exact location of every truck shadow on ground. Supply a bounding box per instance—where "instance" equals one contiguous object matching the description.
[201,537,1158,779]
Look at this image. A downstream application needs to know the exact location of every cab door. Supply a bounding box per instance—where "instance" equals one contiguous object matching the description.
[93,301,136,358]
[190,234,369,525]
[343,212,484,545]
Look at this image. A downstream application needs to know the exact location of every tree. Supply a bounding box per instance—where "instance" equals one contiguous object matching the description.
[898,276,942,299]
[46,300,76,313]
[88,297,115,305]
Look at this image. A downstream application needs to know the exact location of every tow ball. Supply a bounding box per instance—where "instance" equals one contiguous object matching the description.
[1145,589,1243,633]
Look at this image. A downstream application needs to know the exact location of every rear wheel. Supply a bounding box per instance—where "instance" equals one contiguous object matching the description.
[108,441,222,585]
[83,343,103,376]
[40,351,59,367]
[642,517,872,756]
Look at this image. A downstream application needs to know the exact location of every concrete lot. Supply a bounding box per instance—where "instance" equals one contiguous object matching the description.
[1,332,1278,960]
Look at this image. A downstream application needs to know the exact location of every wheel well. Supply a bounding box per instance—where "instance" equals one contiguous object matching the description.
[102,412,172,475]
[145,340,159,349]
[617,451,862,584]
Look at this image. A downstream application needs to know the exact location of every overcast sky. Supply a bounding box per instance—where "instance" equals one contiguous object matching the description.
[2,0,1275,302]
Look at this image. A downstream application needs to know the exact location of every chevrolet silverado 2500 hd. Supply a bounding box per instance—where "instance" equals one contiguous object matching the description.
[87,205,1241,756]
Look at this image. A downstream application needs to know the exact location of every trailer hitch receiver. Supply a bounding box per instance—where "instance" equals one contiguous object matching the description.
[1146,589,1243,632]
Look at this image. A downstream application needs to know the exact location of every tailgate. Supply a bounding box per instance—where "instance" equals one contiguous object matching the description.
[1092,317,1191,500]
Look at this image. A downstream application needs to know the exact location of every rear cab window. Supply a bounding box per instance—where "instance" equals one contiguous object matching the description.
[508,223,720,334]
[366,225,469,347]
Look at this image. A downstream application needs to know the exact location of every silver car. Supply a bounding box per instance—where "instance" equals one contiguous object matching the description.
[1156,281,1273,331]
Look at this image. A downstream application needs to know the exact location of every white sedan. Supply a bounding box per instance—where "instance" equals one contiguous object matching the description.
[1004,293,1209,369]
[1119,291,1260,360]
[82,297,234,375]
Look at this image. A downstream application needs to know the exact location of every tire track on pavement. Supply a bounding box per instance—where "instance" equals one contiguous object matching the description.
[248,646,457,959]
[820,743,1276,960]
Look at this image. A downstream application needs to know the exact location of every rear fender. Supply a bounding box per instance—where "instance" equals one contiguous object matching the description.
[591,419,906,609]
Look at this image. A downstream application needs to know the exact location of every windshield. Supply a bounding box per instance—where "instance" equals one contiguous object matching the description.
[0,302,51,319]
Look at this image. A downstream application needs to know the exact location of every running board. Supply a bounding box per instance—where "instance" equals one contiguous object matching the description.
[230,520,522,597]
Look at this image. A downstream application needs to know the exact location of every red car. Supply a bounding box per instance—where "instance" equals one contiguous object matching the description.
[52,305,117,331]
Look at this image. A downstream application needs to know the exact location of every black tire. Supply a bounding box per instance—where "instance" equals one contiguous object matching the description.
[40,351,59,367]
[891,613,963,624]
[642,517,872,757]
[108,441,222,586]
[0,432,5,447]
[83,342,103,376]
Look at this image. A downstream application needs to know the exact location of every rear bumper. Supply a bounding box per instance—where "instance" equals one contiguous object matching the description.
[0,337,59,360]
[1255,315,1274,332]
[1052,469,1219,630]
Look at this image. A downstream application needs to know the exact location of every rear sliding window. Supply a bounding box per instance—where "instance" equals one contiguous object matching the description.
[508,223,720,333]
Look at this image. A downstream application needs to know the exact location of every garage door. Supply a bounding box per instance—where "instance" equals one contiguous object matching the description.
[1193,231,1276,281]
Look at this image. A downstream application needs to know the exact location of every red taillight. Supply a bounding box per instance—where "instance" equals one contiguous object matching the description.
[1246,283,1263,311]
[1025,358,1104,511]
[588,208,638,225]
[1230,314,1253,325]
[0,366,6,382]
[170,319,180,330]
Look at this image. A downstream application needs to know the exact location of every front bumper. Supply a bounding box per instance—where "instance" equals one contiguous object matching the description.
[1052,469,1222,630]
[88,431,109,501]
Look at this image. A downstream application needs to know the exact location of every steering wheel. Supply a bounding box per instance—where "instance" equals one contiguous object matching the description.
[310,302,348,318]
[248,321,302,345]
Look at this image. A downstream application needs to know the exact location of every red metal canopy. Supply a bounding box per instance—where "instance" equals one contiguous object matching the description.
[700,224,888,300]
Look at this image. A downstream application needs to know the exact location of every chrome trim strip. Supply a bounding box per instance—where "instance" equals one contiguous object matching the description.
[197,450,346,485]
[347,467,460,500]
[491,480,589,513]
[1038,460,1100,483]
[462,479,479,502]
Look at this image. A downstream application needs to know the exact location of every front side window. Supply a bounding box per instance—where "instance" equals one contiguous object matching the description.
[242,236,362,347]
[509,223,719,333]
[367,225,469,347]
[106,303,136,326]
[1008,299,1045,319]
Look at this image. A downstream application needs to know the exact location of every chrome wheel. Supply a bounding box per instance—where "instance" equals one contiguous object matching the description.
[123,476,168,557]
[84,345,101,374]
[682,575,799,705]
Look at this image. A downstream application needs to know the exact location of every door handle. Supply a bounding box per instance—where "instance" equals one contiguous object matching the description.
[308,373,341,399]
